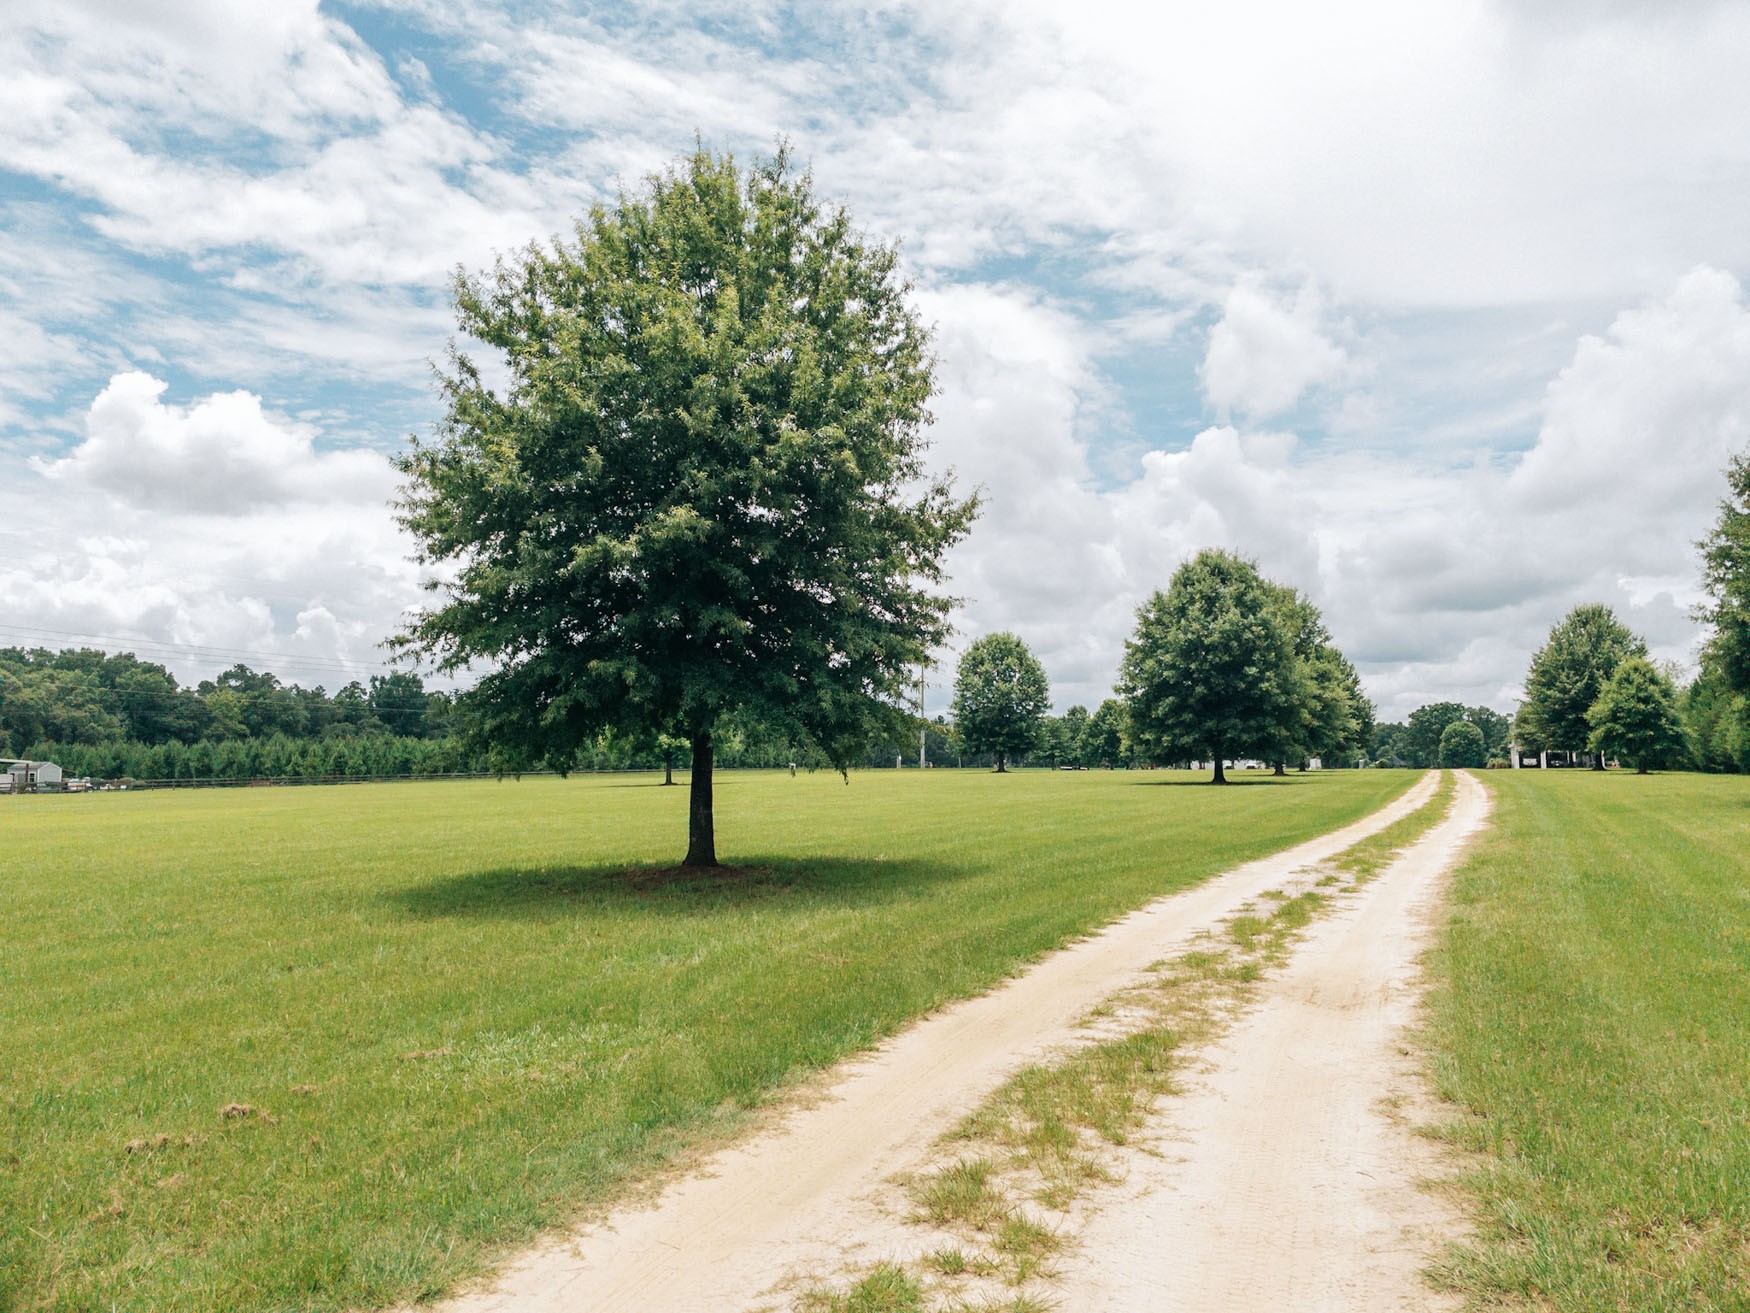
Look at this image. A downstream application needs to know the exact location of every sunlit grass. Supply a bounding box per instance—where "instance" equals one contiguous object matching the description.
[0,766,1410,1312]
[1425,770,1750,1312]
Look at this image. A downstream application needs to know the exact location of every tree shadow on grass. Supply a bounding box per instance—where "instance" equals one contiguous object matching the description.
[386,855,977,922]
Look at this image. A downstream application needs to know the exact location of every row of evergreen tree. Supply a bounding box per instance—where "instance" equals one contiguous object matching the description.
[0,647,456,747]
[11,710,936,784]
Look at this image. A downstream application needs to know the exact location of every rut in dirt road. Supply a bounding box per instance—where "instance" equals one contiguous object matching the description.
[1055,768,1492,1313]
[411,775,1442,1313]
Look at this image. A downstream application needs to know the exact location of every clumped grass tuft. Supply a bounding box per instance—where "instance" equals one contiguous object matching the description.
[1227,913,1270,950]
[1424,771,1750,1312]
[800,1262,925,1313]
[0,768,1413,1312]
[910,1159,1007,1231]
[993,1212,1059,1259]
[924,1246,988,1277]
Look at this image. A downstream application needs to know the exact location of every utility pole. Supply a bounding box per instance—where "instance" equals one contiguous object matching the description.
[918,665,928,769]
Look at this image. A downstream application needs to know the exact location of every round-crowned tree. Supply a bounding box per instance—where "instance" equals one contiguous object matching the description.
[396,147,978,866]
[1587,657,1686,773]
[951,634,1051,772]
[1120,549,1303,784]
[1437,719,1487,769]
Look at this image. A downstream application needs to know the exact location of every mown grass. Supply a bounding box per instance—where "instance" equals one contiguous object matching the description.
[1424,771,1750,1312]
[0,766,1411,1313]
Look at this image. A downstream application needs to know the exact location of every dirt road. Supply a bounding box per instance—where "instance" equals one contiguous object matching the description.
[1055,768,1491,1312]
[425,773,1443,1313]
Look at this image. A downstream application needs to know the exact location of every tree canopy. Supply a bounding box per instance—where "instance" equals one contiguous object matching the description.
[396,147,976,864]
[950,633,1051,772]
[1437,719,1487,769]
[1588,657,1686,774]
[1700,447,1750,695]
[1379,702,1510,768]
[0,646,452,755]
[1082,699,1129,768]
[1400,702,1465,768]
[1682,646,1750,772]
[1517,604,1648,763]
[1120,550,1314,783]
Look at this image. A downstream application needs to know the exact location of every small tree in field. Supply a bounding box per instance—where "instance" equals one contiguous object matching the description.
[1120,549,1302,784]
[397,147,977,866]
[1587,657,1686,773]
[1438,719,1487,769]
[641,730,690,786]
[951,634,1050,772]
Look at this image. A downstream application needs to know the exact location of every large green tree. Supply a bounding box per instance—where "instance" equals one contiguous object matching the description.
[1517,604,1648,767]
[1587,657,1686,774]
[1120,549,1303,784]
[950,633,1051,772]
[1293,645,1371,769]
[1244,584,1373,772]
[396,147,977,865]
[1699,447,1750,695]
[1683,646,1750,772]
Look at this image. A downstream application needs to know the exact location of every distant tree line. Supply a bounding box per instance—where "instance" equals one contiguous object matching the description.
[1371,704,1511,769]
[0,647,457,748]
[0,646,977,781]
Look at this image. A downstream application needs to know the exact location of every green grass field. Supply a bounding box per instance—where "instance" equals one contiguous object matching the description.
[1426,771,1750,1312]
[0,767,1411,1313]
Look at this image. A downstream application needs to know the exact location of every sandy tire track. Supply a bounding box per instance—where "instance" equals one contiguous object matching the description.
[1054,768,1492,1312]
[415,773,1442,1313]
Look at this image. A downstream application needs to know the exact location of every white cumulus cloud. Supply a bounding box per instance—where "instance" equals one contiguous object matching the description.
[1199,281,1349,421]
[34,372,398,514]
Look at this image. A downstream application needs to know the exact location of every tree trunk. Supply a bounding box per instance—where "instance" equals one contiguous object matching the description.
[1272,762,1286,777]
[1212,755,1228,785]
[684,731,717,867]
[1637,761,1648,775]
[662,758,674,786]
[996,751,1007,774]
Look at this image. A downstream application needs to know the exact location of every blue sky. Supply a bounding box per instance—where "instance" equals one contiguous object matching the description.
[5,0,1750,717]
